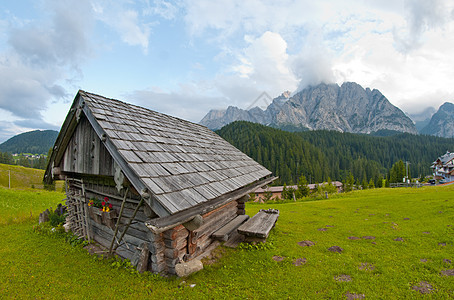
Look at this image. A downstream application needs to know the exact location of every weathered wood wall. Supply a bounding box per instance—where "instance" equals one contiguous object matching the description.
[66,176,246,275]
[60,116,114,176]
[66,178,162,270]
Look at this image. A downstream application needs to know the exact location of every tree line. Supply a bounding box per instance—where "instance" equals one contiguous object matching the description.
[216,121,454,186]
[0,151,48,170]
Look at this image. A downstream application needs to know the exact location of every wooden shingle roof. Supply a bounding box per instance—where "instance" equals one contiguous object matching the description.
[46,90,274,219]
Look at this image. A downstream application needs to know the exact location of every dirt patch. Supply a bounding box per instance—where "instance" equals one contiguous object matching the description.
[420,259,428,263]
[318,228,328,231]
[394,237,404,242]
[412,281,434,294]
[334,274,352,282]
[441,269,454,276]
[272,255,285,262]
[345,292,365,299]
[202,246,227,265]
[292,258,307,266]
[328,246,343,253]
[443,259,452,264]
[298,240,315,247]
[362,236,375,240]
[348,236,361,240]
[358,262,375,271]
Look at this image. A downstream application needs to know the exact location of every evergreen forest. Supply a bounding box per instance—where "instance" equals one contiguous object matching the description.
[216,121,454,186]
[0,130,58,155]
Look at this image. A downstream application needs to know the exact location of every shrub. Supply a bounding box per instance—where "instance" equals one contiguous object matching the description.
[49,211,66,227]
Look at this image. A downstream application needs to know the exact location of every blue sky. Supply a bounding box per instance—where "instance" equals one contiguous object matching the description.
[1,0,454,142]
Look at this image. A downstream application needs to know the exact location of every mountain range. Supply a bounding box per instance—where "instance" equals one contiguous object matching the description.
[201,82,454,138]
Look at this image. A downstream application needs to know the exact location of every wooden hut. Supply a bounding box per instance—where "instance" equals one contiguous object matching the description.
[44,90,275,275]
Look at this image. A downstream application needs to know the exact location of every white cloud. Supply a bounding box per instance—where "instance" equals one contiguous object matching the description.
[113,10,151,53]
[92,1,153,54]
[145,0,180,20]
[0,0,93,140]
[238,32,297,92]
[290,27,335,91]
[393,0,450,53]
[126,87,227,123]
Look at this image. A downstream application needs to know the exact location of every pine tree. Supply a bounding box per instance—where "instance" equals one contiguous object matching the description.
[297,175,310,197]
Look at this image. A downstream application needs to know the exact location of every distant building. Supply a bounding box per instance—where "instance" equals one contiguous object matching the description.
[431,151,454,182]
[254,181,343,202]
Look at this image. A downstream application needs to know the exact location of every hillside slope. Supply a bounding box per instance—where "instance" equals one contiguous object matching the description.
[0,130,58,154]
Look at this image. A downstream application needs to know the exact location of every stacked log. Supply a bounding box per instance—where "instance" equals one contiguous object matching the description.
[189,200,238,258]
[149,233,166,273]
[163,225,189,274]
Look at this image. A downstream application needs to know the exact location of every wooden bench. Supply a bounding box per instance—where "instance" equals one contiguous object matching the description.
[237,209,279,243]
[212,215,250,241]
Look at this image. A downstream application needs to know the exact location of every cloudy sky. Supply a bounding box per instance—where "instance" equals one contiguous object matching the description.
[1,0,454,142]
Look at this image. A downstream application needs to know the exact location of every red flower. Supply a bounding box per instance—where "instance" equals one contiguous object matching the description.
[109,203,113,209]
[104,197,109,201]
[101,201,106,206]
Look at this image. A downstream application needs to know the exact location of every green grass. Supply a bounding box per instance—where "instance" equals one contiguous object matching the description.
[0,163,63,190]
[0,187,65,225]
[0,163,45,189]
[0,185,453,298]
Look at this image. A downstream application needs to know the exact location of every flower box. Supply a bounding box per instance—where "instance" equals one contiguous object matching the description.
[88,206,117,229]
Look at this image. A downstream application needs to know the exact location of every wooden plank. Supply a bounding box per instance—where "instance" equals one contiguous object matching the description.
[223,230,245,248]
[192,201,237,237]
[237,210,279,239]
[212,215,249,241]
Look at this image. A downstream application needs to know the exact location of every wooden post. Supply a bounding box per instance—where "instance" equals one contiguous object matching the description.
[8,170,11,189]
[137,242,149,273]
[109,187,129,255]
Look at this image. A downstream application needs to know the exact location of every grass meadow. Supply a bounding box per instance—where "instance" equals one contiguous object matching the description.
[0,163,64,190]
[0,182,453,298]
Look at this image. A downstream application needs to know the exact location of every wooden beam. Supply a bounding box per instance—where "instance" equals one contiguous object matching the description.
[44,95,81,183]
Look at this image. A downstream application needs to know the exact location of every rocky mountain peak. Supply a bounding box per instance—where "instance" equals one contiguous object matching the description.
[420,102,454,138]
[200,82,418,135]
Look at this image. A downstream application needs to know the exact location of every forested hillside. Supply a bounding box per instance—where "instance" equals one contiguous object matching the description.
[217,121,454,185]
[0,130,58,154]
